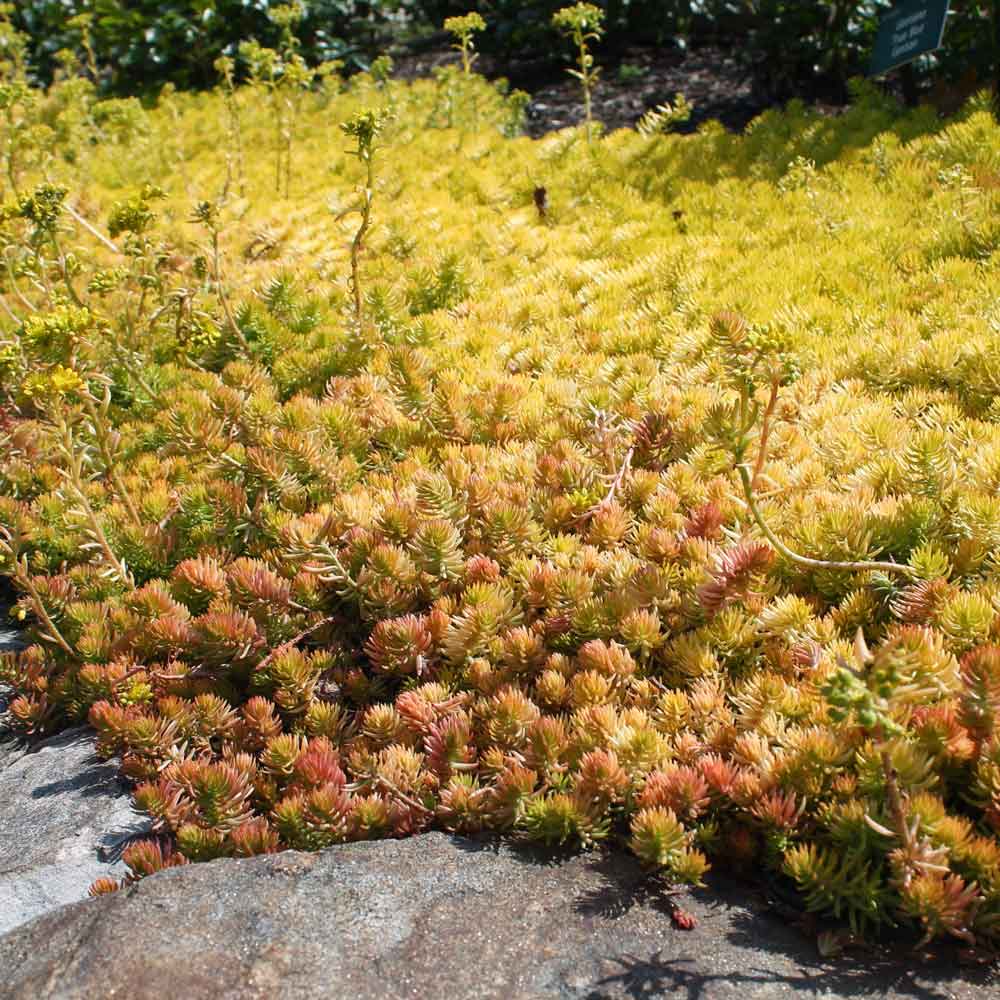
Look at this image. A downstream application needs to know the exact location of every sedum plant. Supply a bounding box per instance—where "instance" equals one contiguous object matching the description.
[238,2,323,200]
[339,107,392,327]
[637,94,693,136]
[214,55,246,199]
[552,3,604,143]
[444,13,486,76]
[2,35,1000,955]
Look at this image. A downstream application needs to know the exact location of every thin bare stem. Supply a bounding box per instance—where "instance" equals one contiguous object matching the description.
[737,464,915,578]
[48,231,84,308]
[374,775,433,816]
[5,251,36,313]
[2,547,76,656]
[350,158,375,323]
[64,202,121,255]
[254,616,338,674]
[575,446,634,524]
[0,289,20,325]
[109,344,161,406]
[751,379,780,490]
[209,226,251,352]
[57,421,131,585]
[82,391,142,526]
[880,748,912,850]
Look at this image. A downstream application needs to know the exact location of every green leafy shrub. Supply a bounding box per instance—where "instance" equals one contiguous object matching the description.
[416,2,998,102]
[12,0,418,92]
[11,1,1000,107]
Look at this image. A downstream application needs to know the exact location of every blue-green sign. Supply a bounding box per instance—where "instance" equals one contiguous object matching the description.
[869,0,951,76]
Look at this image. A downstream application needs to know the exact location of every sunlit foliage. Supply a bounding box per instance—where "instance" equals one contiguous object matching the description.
[3,11,1000,948]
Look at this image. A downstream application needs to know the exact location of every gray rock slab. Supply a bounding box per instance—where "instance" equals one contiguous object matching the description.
[0,726,150,936]
[0,831,996,1000]
[0,628,20,654]
[0,602,150,932]
[0,598,22,655]
[0,602,26,772]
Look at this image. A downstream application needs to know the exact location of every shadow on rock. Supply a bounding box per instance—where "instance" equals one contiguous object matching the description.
[448,829,574,869]
[29,759,121,799]
[581,947,997,1000]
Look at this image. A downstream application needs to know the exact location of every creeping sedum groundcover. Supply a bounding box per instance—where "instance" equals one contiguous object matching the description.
[4,18,1000,951]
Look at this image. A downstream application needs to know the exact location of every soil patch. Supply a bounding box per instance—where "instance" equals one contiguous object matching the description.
[391,39,841,136]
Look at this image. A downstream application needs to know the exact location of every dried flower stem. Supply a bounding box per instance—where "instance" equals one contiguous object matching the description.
[575,446,633,524]
[209,223,252,353]
[5,251,36,313]
[751,380,780,490]
[57,420,131,585]
[253,616,339,674]
[738,374,913,578]
[64,202,121,255]
[374,775,433,816]
[737,464,915,578]
[82,390,141,526]
[11,555,75,656]
[349,161,375,323]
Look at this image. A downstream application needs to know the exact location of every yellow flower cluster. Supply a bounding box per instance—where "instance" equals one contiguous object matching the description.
[20,364,85,399]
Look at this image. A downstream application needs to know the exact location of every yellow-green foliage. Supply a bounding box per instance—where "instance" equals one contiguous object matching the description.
[4,63,1000,949]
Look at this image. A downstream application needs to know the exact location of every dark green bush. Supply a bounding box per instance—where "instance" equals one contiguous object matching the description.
[689,1,997,103]
[422,1,997,103]
[11,1,1000,105]
[13,0,422,92]
[418,0,679,60]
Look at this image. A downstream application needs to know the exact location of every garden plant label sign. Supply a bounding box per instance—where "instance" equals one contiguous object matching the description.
[869,0,951,75]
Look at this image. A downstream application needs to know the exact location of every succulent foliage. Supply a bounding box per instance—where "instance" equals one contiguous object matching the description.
[3,8,1000,950]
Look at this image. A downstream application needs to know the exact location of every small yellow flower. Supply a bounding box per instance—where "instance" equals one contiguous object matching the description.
[21,364,85,400]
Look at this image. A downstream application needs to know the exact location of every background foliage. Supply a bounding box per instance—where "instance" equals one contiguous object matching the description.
[10,0,1000,100]
[13,0,421,91]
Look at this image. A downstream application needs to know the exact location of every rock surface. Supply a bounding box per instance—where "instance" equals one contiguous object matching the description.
[1,831,997,1000]
[1,604,998,997]
[2,599,151,932]
[1,601,25,759]
[0,723,151,937]
[0,620,20,654]
[0,603,150,934]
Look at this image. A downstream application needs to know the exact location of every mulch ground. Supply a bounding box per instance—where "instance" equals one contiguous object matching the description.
[520,44,766,136]
[392,39,840,137]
